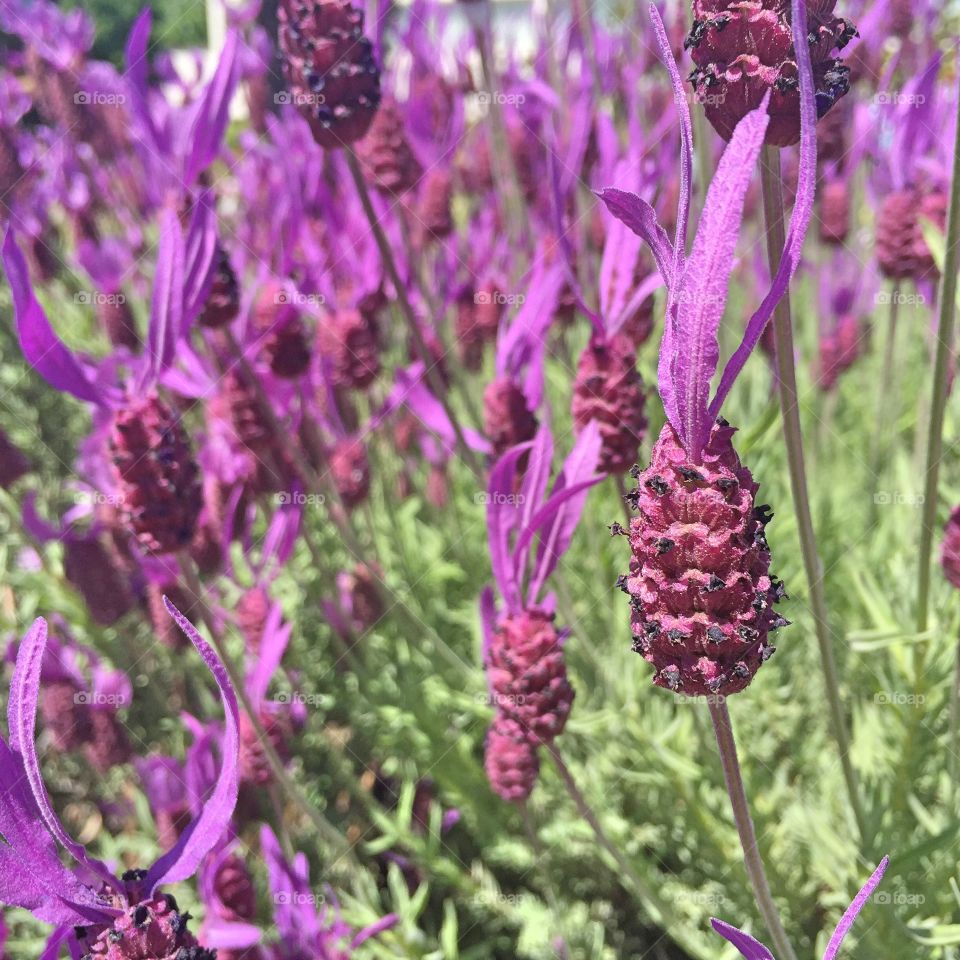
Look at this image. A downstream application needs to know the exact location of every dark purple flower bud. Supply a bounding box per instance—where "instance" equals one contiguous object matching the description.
[331,437,371,509]
[198,245,240,329]
[686,0,855,146]
[417,168,454,242]
[484,716,540,803]
[83,708,133,773]
[483,377,538,458]
[455,284,501,371]
[486,609,574,745]
[319,308,380,389]
[63,537,135,626]
[817,313,864,390]
[624,421,786,696]
[109,395,203,555]
[355,97,423,197]
[875,187,947,283]
[148,583,197,650]
[236,585,270,652]
[213,854,257,922]
[240,709,290,787]
[278,0,381,149]
[571,333,648,475]
[40,679,92,751]
[97,295,140,351]
[253,281,312,379]
[818,179,850,245]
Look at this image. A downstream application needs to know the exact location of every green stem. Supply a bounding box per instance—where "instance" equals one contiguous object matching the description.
[707,699,797,960]
[344,146,483,476]
[759,144,867,843]
[915,74,960,648]
[870,282,901,484]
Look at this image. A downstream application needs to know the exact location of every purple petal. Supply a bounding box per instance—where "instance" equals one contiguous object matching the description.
[529,419,603,601]
[513,476,604,600]
[487,442,535,610]
[2,231,100,404]
[351,913,399,947]
[183,31,239,189]
[596,188,674,290]
[182,194,219,328]
[669,98,770,456]
[648,3,693,268]
[143,208,185,390]
[710,0,817,417]
[517,423,554,534]
[823,856,889,960]
[124,9,159,151]
[145,599,240,892]
[710,920,775,960]
[8,619,121,897]
[247,602,291,707]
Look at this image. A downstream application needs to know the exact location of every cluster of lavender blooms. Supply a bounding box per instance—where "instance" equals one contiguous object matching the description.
[0,0,956,954]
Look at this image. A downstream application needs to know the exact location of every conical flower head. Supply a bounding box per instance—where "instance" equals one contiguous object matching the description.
[109,395,203,554]
[198,244,240,329]
[623,421,787,696]
[875,187,947,283]
[686,0,856,146]
[253,281,312,379]
[355,96,423,197]
[213,855,256,922]
[418,168,454,242]
[79,893,212,959]
[486,608,574,744]
[320,307,380,389]
[483,377,538,457]
[331,437,371,509]
[484,716,540,803]
[818,179,850,245]
[279,0,381,149]
[571,332,647,475]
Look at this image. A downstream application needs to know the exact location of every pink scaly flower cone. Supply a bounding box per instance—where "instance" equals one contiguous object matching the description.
[876,188,948,283]
[484,716,540,803]
[483,377,538,457]
[571,333,648,475]
[486,609,574,745]
[623,421,787,696]
[941,506,960,590]
[686,0,856,146]
[109,395,202,555]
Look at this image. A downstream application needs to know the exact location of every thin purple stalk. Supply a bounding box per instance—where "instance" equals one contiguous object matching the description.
[915,71,960,648]
[759,144,867,843]
[344,146,482,476]
[707,699,797,960]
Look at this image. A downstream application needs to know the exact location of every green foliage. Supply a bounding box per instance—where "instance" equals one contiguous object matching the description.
[1,243,960,958]
[63,0,207,65]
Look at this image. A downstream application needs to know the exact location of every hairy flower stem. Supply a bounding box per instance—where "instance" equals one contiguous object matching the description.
[708,699,797,960]
[915,76,960,665]
[177,554,357,869]
[950,616,960,795]
[759,145,867,843]
[545,742,709,960]
[870,282,901,487]
[345,146,483,476]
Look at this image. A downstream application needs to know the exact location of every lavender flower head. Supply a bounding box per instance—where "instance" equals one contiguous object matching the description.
[0,600,239,959]
[600,0,817,695]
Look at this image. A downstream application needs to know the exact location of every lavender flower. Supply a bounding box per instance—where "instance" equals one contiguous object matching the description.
[601,0,817,694]
[0,600,238,959]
